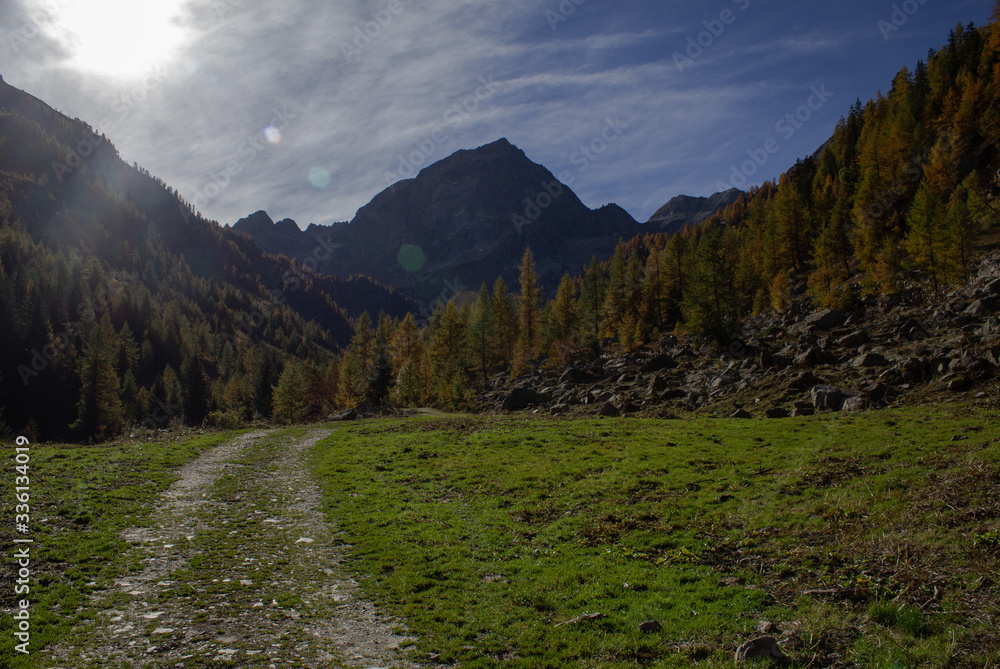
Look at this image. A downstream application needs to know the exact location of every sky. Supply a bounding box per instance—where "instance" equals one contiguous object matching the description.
[1,0,996,228]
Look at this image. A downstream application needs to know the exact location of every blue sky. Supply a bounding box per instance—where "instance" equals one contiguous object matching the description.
[1,0,995,227]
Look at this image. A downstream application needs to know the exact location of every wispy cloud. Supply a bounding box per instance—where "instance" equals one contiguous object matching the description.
[3,0,995,225]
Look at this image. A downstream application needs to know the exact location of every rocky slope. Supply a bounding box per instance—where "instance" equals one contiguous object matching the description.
[645,188,743,235]
[478,253,1000,419]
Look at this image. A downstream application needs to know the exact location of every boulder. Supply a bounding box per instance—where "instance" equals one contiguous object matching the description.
[835,331,868,348]
[852,352,889,368]
[841,396,866,412]
[811,385,844,412]
[805,309,848,331]
[787,371,824,392]
[502,388,549,411]
[598,402,621,418]
[730,409,753,419]
[735,636,791,666]
[765,408,790,419]
[330,408,358,421]
[640,354,678,373]
[559,367,594,385]
[638,620,662,634]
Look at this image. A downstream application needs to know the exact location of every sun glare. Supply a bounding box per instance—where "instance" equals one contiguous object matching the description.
[45,0,189,79]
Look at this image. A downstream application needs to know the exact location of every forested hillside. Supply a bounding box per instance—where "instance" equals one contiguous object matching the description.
[321,17,1000,411]
[0,77,410,441]
[3,15,999,438]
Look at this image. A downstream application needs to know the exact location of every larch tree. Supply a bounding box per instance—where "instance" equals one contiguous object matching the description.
[512,249,542,376]
[71,314,123,442]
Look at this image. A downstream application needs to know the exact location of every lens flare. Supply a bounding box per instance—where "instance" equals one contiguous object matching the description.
[397,245,426,272]
[308,167,331,189]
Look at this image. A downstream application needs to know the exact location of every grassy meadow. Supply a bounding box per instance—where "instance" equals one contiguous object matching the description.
[309,408,1000,668]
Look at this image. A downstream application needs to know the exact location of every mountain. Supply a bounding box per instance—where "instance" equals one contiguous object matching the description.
[645,188,743,234]
[0,76,411,439]
[236,138,640,301]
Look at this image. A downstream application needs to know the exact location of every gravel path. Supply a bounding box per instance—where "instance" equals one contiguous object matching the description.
[45,429,416,668]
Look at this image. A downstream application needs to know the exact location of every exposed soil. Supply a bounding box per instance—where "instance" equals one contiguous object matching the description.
[44,429,417,668]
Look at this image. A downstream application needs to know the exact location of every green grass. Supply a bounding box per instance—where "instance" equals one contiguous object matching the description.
[0,430,245,668]
[308,408,1000,668]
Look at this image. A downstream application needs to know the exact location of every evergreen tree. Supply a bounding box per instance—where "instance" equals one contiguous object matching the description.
[467,283,496,384]
[71,314,123,441]
[905,180,946,293]
[351,312,374,379]
[181,355,210,426]
[338,349,366,409]
[513,248,542,376]
[492,276,518,368]
[682,227,738,344]
[579,255,608,347]
[272,361,307,425]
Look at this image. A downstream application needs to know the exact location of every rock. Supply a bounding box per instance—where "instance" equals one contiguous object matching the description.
[639,620,663,633]
[735,636,791,667]
[331,408,358,421]
[852,351,889,368]
[502,388,549,411]
[756,620,781,635]
[598,402,621,418]
[841,396,866,412]
[559,367,594,385]
[787,371,824,392]
[765,408,790,419]
[791,407,815,417]
[550,404,569,416]
[860,382,890,405]
[794,347,832,367]
[730,409,753,419]
[805,309,848,331]
[947,376,973,392]
[835,331,868,348]
[640,354,677,373]
[647,375,669,394]
[811,385,844,412]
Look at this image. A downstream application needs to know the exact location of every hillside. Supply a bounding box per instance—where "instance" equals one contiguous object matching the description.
[0,77,411,440]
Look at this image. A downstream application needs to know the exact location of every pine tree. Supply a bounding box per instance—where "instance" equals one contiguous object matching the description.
[430,299,468,405]
[513,248,542,376]
[181,355,210,426]
[682,227,738,344]
[71,314,123,441]
[491,276,518,368]
[351,311,374,379]
[338,350,366,409]
[905,180,947,294]
[272,361,307,425]
[467,283,496,383]
[390,312,422,370]
[579,255,608,348]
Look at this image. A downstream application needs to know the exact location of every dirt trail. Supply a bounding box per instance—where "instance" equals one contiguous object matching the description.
[46,429,416,668]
